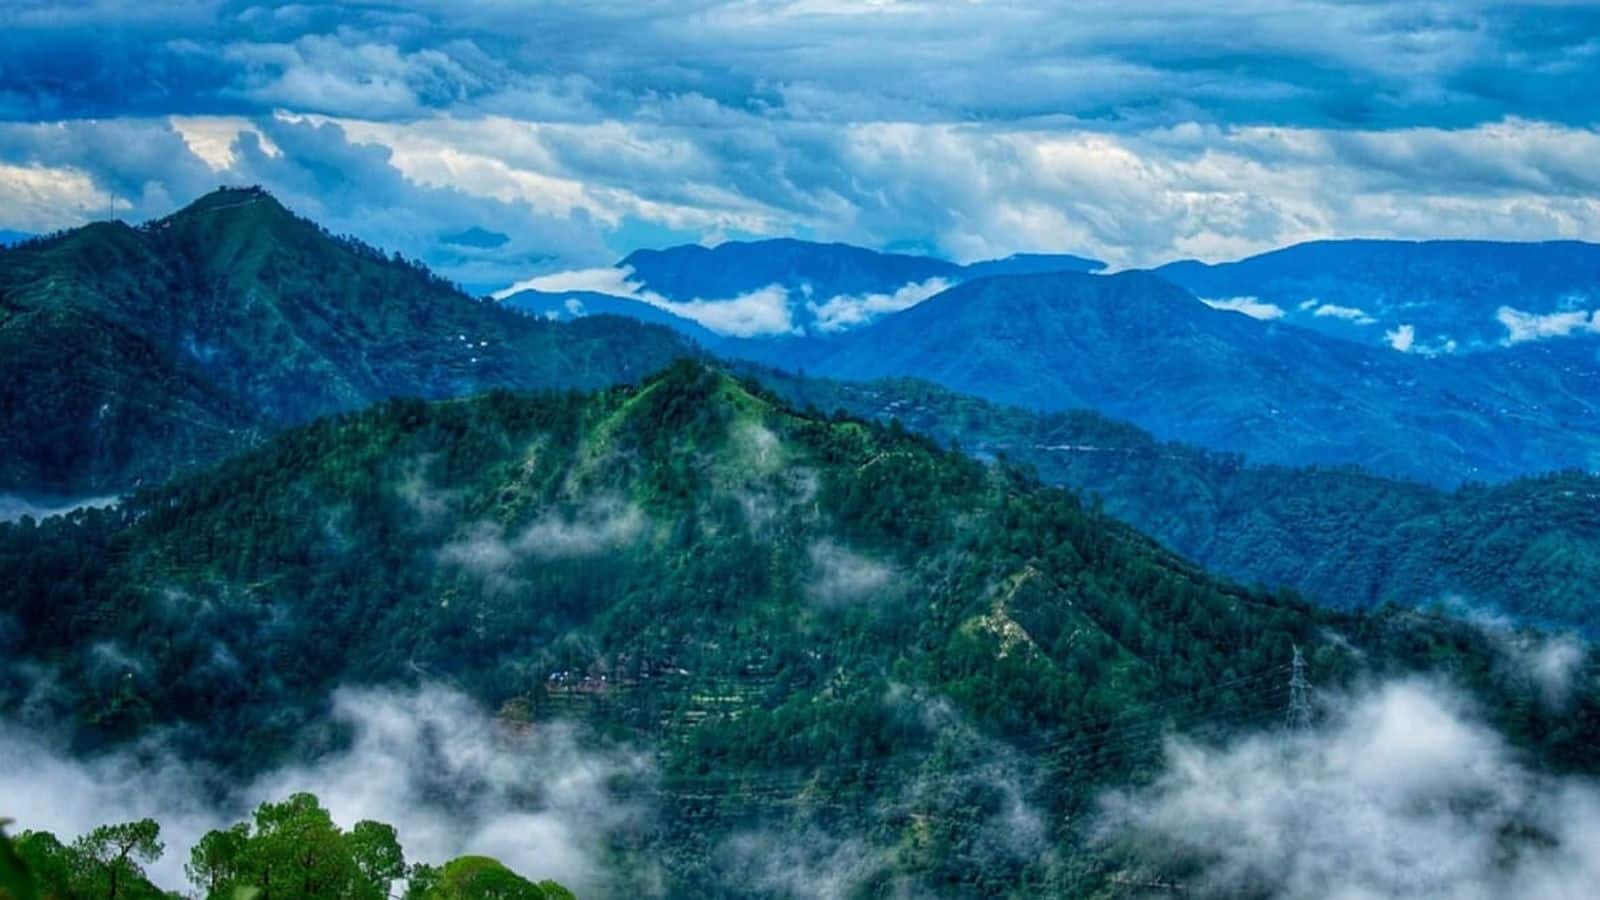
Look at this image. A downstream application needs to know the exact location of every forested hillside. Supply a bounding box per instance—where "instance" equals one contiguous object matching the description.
[3,363,1593,896]
[754,370,1600,635]
[0,188,695,495]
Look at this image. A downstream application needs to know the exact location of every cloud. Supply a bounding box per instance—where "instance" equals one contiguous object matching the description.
[1496,305,1600,345]
[495,264,799,336]
[1311,303,1377,324]
[3,5,1600,276]
[0,684,655,896]
[1200,296,1286,320]
[1096,678,1600,900]
[441,499,646,591]
[656,285,796,337]
[805,539,897,605]
[1386,322,1416,351]
[807,277,952,332]
[1456,607,1590,709]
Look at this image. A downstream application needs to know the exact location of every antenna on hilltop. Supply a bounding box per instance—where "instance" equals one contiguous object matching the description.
[1285,644,1313,731]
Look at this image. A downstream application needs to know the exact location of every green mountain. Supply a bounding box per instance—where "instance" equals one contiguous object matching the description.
[753,370,1600,636]
[0,187,695,495]
[3,363,1593,896]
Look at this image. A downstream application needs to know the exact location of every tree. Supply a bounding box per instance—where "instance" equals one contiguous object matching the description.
[404,857,572,900]
[188,794,402,900]
[74,821,163,900]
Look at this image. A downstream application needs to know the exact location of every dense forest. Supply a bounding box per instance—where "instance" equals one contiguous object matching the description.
[3,362,1595,896]
[753,369,1600,636]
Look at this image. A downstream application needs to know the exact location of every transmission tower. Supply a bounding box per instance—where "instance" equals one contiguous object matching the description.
[1285,644,1313,731]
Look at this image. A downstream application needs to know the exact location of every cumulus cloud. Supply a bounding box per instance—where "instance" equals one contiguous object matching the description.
[1,3,1598,277]
[1200,296,1286,320]
[0,684,654,895]
[1496,306,1600,345]
[1096,678,1600,900]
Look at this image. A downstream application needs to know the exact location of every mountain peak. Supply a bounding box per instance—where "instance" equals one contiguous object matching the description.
[158,185,296,230]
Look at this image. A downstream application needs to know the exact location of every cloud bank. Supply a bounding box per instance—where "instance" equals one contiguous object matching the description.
[0,684,654,895]
[1097,678,1600,899]
[2,3,1599,281]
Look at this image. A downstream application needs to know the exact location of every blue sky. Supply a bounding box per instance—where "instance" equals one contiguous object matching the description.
[1,0,1598,291]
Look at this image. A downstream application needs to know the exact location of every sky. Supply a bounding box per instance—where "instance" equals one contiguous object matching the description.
[2,0,1599,291]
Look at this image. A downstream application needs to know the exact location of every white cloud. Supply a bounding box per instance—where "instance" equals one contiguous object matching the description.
[1496,306,1600,345]
[441,499,646,591]
[806,539,897,605]
[169,116,282,169]
[1097,678,1600,900]
[0,685,654,896]
[493,265,798,336]
[0,161,100,232]
[1311,303,1377,324]
[807,277,952,332]
[1200,296,1286,320]
[1386,322,1416,352]
[656,285,797,337]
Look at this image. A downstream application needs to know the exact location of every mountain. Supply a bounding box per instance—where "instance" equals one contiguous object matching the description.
[1155,239,1600,352]
[620,238,963,301]
[753,369,1600,635]
[588,239,1105,337]
[2,363,1594,896]
[961,252,1105,279]
[498,288,721,344]
[0,187,696,495]
[0,228,34,247]
[730,270,1600,484]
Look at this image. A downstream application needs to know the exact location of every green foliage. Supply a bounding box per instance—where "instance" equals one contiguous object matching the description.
[186,793,401,900]
[6,821,167,900]
[753,367,1600,636]
[2,362,1595,896]
[1,823,40,900]
[3,799,564,900]
[0,187,695,494]
[405,857,573,900]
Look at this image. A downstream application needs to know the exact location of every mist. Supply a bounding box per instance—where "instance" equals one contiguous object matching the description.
[0,683,654,895]
[1096,677,1600,899]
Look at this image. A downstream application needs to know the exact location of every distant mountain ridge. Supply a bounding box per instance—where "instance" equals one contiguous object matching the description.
[725,269,1600,484]
[1155,238,1600,352]
[552,238,1109,336]
[0,187,696,494]
[754,368,1600,635]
